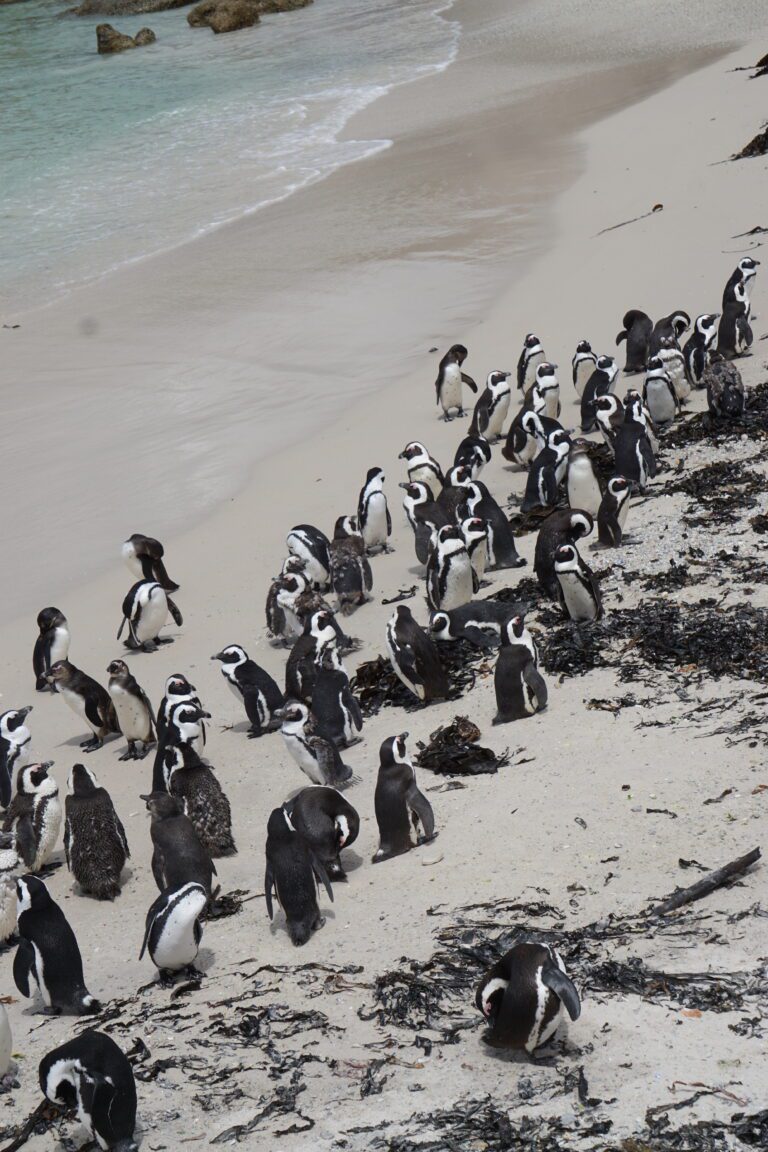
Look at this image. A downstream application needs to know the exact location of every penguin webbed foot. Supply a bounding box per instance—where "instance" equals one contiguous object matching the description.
[80,736,103,753]
[246,726,265,739]
[154,636,174,646]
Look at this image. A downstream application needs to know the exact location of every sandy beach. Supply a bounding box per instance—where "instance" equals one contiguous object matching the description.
[2,1,768,1148]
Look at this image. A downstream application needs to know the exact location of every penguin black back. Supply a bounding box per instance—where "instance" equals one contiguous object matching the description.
[40,1029,138,1150]
[264,806,333,946]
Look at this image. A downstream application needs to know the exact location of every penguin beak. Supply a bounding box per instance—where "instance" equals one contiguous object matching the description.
[40,760,54,771]
[210,653,224,662]
[19,706,33,719]
[398,481,411,490]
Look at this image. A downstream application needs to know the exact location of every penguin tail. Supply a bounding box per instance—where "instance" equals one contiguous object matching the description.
[77,995,102,1015]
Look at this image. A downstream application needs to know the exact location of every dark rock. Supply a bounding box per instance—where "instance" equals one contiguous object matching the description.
[77,0,189,16]
[96,22,156,51]
[188,0,311,30]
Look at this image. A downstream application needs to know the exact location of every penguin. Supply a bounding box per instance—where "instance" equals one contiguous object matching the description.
[594,394,624,452]
[469,371,512,440]
[310,649,363,748]
[454,433,492,479]
[161,703,211,764]
[122,531,179,592]
[460,481,526,569]
[14,875,100,1015]
[46,660,119,752]
[614,404,656,493]
[623,387,659,454]
[642,357,679,425]
[33,608,70,692]
[460,517,489,587]
[554,543,603,621]
[722,256,759,313]
[398,441,444,500]
[571,340,597,398]
[0,1002,10,1077]
[64,764,129,900]
[516,333,545,392]
[426,525,475,612]
[143,793,217,897]
[400,481,449,566]
[597,476,631,546]
[2,763,61,873]
[436,464,473,523]
[276,702,353,787]
[581,355,618,433]
[616,309,652,373]
[502,404,555,469]
[211,645,285,738]
[656,336,689,404]
[566,440,602,517]
[286,525,332,590]
[106,660,156,761]
[683,313,719,388]
[150,674,206,793]
[163,744,236,857]
[118,579,180,652]
[430,601,522,649]
[0,706,32,809]
[266,558,309,645]
[475,941,580,1052]
[530,362,560,420]
[283,786,360,881]
[285,610,340,703]
[329,520,373,615]
[493,616,547,723]
[140,882,208,982]
[705,352,746,419]
[434,344,478,420]
[265,805,333,946]
[0,847,21,946]
[718,281,753,359]
[649,310,690,357]
[357,467,392,553]
[373,732,435,863]
[534,508,594,599]
[386,604,449,703]
[521,429,571,514]
[40,1029,138,1151]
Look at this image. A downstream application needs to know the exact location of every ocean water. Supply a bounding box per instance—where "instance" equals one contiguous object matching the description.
[0,0,458,311]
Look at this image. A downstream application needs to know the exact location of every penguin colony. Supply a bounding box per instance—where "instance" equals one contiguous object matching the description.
[0,257,758,1147]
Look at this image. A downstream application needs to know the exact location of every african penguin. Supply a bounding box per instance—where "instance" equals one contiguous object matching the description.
[163,744,236,857]
[616,309,652,373]
[386,604,449,703]
[14,875,100,1015]
[283,786,360,881]
[0,848,20,946]
[143,793,217,897]
[516,333,545,392]
[643,357,679,425]
[46,660,119,752]
[329,519,373,615]
[33,608,70,692]
[460,481,526,569]
[469,371,512,440]
[264,805,333,946]
[276,701,353,787]
[436,464,473,523]
[107,660,156,760]
[310,649,363,748]
[656,336,689,404]
[212,644,284,738]
[649,310,690,357]
[722,256,759,314]
[581,355,618,433]
[357,466,392,553]
[521,429,571,514]
[493,616,547,723]
[454,433,492,479]
[140,882,208,982]
[266,558,310,645]
[151,673,206,792]
[534,508,594,599]
[39,1029,138,1151]
[476,941,581,1052]
[285,610,340,704]
[434,344,478,420]
[117,579,180,652]
[623,388,659,454]
[460,517,489,586]
[705,353,745,419]
[502,405,549,469]
[426,525,475,612]
[400,481,448,567]
[566,440,602,517]
[64,764,129,900]
[398,441,445,500]
[429,600,523,649]
[0,706,32,810]
[683,313,719,388]
[614,403,656,493]
[286,525,332,590]
[594,394,624,453]
[571,340,597,397]
[122,531,179,591]
[554,543,603,621]
[718,281,753,359]
[373,733,435,862]
[531,362,560,420]
[597,476,631,546]
[3,763,61,873]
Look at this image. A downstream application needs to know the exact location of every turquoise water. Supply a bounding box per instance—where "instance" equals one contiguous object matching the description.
[0,0,458,310]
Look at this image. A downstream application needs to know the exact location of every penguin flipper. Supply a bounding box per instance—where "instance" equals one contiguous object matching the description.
[343,686,363,732]
[407,783,435,843]
[15,814,37,870]
[615,329,627,345]
[461,626,497,650]
[167,597,184,627]
[113,810,131,861]
[386,507,392,536]
[64,818,72,870]
[13,937,35,997]
[264,862,275,920]
[639,435,657,479]
[116,616,127,641]
[523,662,548,711]
[461,372,478,393]
[139,900,160,960]
[311,852,334,904]
[0,765,11,810]
[542,965,581,1021]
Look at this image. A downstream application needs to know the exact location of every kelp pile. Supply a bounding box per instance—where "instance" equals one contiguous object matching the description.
[414,715,510,776]
[351,641,491,718]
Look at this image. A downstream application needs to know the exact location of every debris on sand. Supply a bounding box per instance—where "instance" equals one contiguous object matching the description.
[414,716,510,776]
[352,643,491,717]
[664,379,768,446]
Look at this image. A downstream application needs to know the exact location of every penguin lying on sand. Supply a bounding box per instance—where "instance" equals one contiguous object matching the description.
[476,941,580,1052]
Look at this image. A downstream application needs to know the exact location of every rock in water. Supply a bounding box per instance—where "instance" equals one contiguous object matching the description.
[76,0,187,14]
[188,0,259,30]
[96,23,156,52]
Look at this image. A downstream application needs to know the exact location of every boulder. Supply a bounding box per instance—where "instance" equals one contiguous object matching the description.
[76,0,189,16]
[187,0,259,32]
[96,22,156,51]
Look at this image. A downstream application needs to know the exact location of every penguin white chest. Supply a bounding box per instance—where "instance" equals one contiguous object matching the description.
[59,686,91,726]
[573,360,594,398]
[645,383,676,425]
[0,875,17,946]
[468,539,487,582]
[152,904,201,970]
[487,391,510,437]
[110,684,149,739]
[558,573,599,622]
[616,496,630,532]
[50,627,70,664]
[440,364,463,412]
[543,388,560,421]
[134,587,168,643]
[440,553,473,611]
[567,457,601,516]
[33,796,63,870]
[410,465,442,501]
[363,493,389,546]
[282,731,324,784]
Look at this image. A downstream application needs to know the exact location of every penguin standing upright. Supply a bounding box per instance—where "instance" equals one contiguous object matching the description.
[683,313,719,388]
[118,580,180,652]
[554,544,603,621]
[33,608,70,692]
[594,394,625,453]
[516,333,545,392]
[276,702,353,787]
[40,1029,138,1151]
[571,340,597,397]
[143,793,217,897]
[398,442,444,500]
[285,610,340,703]
[107,660,156,760]
[151,674,206,792]
[598,476,631,546]
[493,616,547,723]
[705,353,745,419]
[529,362,560,420]
[266,558,309,645]
[460,481,526,569]
[460,517,489,586]
[123,532,179,591]
[476,941,580,1052]
[311,649,363,748]
[264,805,333,946]
[643,357,679,426]
[64,764,129,900]
[46,661,119,752]
[718,281,753,359]
[469,371,512,440]
[614,400,656,492]
[566,441,602,516]
[656,336,689,404]
[14,875,100,1015]
[649,310,690,358]
[3,763,61,873]
[616,309,652,373]
[141,882,208,982]
[386,605,449,703]
[163,745,236,857]
[426,525,475,612]
[212,645,285,738]
[534,509,594,598]
[722,256,759,314]
[400,481,448,566]
[436,464,472,522]
[521,429,571,514]
[434,344,477,420]
[0,848,20,946]
[454,434,492,479]
[0,706,32,809]
[503,406,547,468]
[286,525,332,590]
[329,520,373,615]
[283,787,360,881]
[581,356,618,433]
[373,733,435,862]
[357,467,392,553]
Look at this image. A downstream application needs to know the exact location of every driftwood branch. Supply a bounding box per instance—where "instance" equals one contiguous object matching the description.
[650,847,761,917]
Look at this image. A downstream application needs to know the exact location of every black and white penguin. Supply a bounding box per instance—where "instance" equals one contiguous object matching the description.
[46,660,120,752]
[493,616,547,723]
[718,281,753,359]
[530,362,560,420]
[357,467,392,553]
[597,476,631,546]
[265,805,333,946]
[454,433,492,479]
[430,600,522,648]
[683,313,719,388]
[0,849,19,947]
[123,531,179,592]
[283,786,360,881]
[398,441,445,500]
[151,673,206,792]
[266,558,310,645]
[649,310,690,357]
[14,875,100,1015]
[705,352,746,419]
[502,403,555,468]
[460,517,489,587]
[469,371,512,440]
[140,882,208,982]
[571,340,597,398]
[476,941,580,1052]
[460,481,526,569]
[581,355,618,433]
[723,256,759,314]
[276,701,353,787]
[656,336,689,404]
[3,763,62,873]
[643,356,679,426]
[566,440,602,517]
[516,333,545,392]
[534,508,594,598]
[434,344,478,420]
[106,660,156,761]
[40,1029,138,1151]
[0,706,32,809]
[162,744,236,857]
[329,519,373,615]
[426,525,475,612]
[373,733,435,863]
[623,387,659,452]
[285,610,340,704]
[33,608,70,692]
[521,429,571,514]
[143,793,216,897]
[211,644,285,738]
[386,604,449,703]
[594,394,625,452]
[616,309,652,373]
[400,481,449,566]
[310,649,363,748]
[614,401,656,493]
[286,525,332,590]
[436,464,473,522]
[64,764,129,900]
[118,579,181,652]
[554,543,603,621]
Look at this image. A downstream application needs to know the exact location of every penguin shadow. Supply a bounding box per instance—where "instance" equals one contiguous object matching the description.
[337,848,364,879]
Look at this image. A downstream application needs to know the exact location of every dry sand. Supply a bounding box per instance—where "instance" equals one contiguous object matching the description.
[2,10,768,1152]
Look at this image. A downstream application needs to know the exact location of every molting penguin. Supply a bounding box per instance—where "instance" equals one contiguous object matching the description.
[373,733,435,862]
[14,875,100,1015]
[566,440,602,517]
[0,706,32,809]
[284,786,360,881]
[163,744,236,857]
[643,356,679,426]
[426,525,475,612]
[46,660,119,752]
[493,616,547,723]
[400,481,449,566]
[683,313,719,388]
[616,309,652,373]
[3,763,61,873]
[122,532,179,592]
[476,941,580,1052]
[454,433,492,479]
[718,281,753,359]
[329,519,373,615]
[212,645,284,738]
[65,764,129,900]
[0,848,20,946]
[40,1029,138,1151]
[460,481,526,569]
[107,660,156,760]
[357,466,392,553]
[516,333,545,392]
[265,805,333,946]
[723,256,759,314]
[310,648,363,748]
[140,882,208,982]
[399,441,445,500]
[143,793,217,897]
[118,580,181,652]
[285,610,340,704]
[534,508,594,599]
[581,355,618,432]
[460,517,489,586]
[649,310,690,357]
[266,559,309,645]
[33,608,70,692]
[434,344,477,420]
[286,525,332,590]
[430,601,522,649]
[614,399,656,492]
[277,701,354,787]
[705,352,745,419]
[469,371,512,440]
[386,604,449,703]
[554,543,603,621]
[571,340,597,398]
[521,429,571,514]
[597,476,631,546]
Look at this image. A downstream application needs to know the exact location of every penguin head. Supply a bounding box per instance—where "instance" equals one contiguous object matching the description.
[393,604,415,627]
[608,476,630,499]
[569,511,594,540]
[281,555,306,577]
[554,544,579,573]
[333,515,359,540]
[502,615,527,646]
[16,874,50,915]
[365,466,385,486]
[447,344,468,364]
[445,465,471,488]
[68,763,98,795]
[596,355,618,381]
[380,732,410,767]
[527,385,547,417]
[334,813,352,848]
[436,524,465,553]
[476,972,508,1024]
[309,610,336,644]
[171,703,211,736]
[594,394,622,422]
[568,438,591,459]
[523,333,542,352]
[739,257,760,276]
[669,311,691,338]
[460,517,488,547]
[267,805,295,839]
[520,409,544,441]
[535,362,558,386]
[574,339,593,356]
[36,606,66,633]
[399,481,428,503]
[19,762,55,794]
[0,706,32,738]
[695,313,719,343]
[45,660,72,688]
[547,430,572,458]
[142,793,183,820]
[429,610,452,639]
[487,370,511,389]
[398,441,427,462]
[106,658,130,680]
[211,645,247,666]
[623,390,645,422]
[165,673,196,698]
[645,358,670,384]
[275,701,308,727]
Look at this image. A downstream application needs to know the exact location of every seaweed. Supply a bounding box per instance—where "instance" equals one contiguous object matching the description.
[537,620,608,678]
[663,380,768,446]
[210,1002,338,1044]
[414,715,510,776]
[661,459,765,525]
[351,641,490,717]
[210,1072,312,1143]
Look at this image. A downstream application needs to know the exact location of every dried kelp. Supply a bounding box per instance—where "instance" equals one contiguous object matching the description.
[622,561,692,592]
[210,1072,312,1143]
[537,620,608,678]
[664,380,768,446]
[351,642,489,717]
[414,715,510,776]
[210,1002,337,1044]
[662,458,765,525]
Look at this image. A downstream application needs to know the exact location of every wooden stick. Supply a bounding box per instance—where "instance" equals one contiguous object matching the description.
[650,847,761,917]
